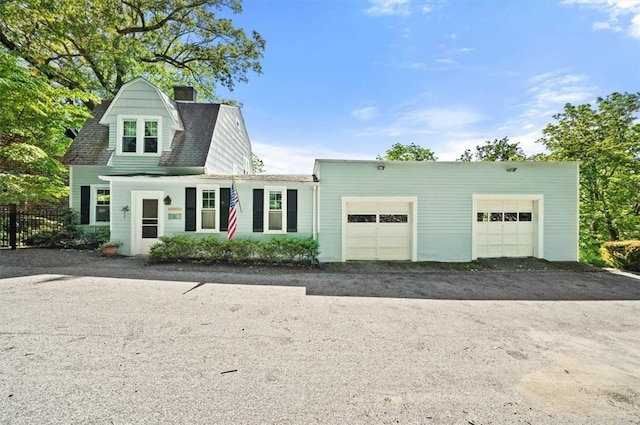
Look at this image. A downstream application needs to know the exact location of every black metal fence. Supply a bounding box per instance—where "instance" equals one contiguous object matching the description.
[0,204,68,249]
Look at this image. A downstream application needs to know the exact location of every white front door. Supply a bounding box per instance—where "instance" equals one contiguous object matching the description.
[131,191,164,255]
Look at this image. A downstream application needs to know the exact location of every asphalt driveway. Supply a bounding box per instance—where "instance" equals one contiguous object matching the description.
[1,249,640,424]
[1,248,639,300]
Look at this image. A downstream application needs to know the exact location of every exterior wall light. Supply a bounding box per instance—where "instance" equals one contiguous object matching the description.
[163,195,172,205]
[377,165,385,171]
[506,167,518,172]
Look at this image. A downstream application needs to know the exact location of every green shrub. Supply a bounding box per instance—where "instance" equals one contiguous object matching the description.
[149,235,319,265]
[600,240,640,271]
[23,209,109,249]
[579,241,607,267]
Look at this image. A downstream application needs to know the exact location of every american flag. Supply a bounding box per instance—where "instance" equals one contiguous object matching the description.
[228,182,239,240]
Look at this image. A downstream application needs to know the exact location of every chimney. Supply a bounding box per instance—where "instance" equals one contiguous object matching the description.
[173,86,197,102]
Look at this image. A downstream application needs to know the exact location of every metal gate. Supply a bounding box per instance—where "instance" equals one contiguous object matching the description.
[0,204,68,249]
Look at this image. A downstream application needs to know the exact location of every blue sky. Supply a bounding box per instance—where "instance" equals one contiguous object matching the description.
[218,0,640,173]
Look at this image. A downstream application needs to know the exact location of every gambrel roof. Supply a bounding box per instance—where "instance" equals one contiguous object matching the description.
[63,101,224,167]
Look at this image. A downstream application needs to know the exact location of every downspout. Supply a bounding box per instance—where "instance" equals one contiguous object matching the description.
[312,183,318,240]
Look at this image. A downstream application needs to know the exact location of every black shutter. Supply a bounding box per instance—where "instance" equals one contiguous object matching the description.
[220,188,230,231]
[80,186,90,224]
[287,189,297,232]
[253,189,264,232]
[185,187,196,231]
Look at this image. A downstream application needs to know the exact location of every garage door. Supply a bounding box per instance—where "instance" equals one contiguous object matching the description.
[345,202,411,260]
[475,199,534,258]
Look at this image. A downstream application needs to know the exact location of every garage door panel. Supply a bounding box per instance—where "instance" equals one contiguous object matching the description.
[345,201,412,261]
[476,198,535,258]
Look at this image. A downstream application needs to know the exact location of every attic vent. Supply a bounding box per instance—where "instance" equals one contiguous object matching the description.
[173,86,197,102]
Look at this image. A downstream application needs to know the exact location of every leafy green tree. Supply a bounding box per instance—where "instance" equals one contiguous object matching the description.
[538,92,640,244]
[0,49,93,204]
[251,153,265,174]
[377,143,437,161]
[458,137,526,161]
[0,0,265,99]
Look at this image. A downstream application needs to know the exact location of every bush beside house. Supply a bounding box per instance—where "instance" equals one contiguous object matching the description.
[600,240,640,272]
[149,235,320,265]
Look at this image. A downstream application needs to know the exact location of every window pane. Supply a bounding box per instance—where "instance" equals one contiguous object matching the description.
[144,121,158,136]
[123,120,137,136]
[144,137,157,153]
[202,190,216,208]
[95,206,110,222]
[519,212,532,222]
[96,189,110,205]
[505,212,518,222]
[380,214,408,223]
[201,210,215,229]
[269,191,282,210]
[123,136,136,152]
[142,226,158,238]
[142,199,158,219]
[490,212,503,222]
[269,211,283,230]
[477,212,488,222]
[347,214,376,223]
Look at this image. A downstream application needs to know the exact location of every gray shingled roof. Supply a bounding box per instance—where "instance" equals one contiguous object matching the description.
[159,103,220,167]
[62,101,111,165]
[63,101,221,167]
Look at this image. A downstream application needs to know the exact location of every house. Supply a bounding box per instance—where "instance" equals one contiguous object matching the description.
[63,78,315,255]
[64,78,579,261]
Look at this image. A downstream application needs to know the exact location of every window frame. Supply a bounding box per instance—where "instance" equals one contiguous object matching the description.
[91,185,111,226]
[116,115,162,155]
[264,186,287,234]
[196,184,220,233]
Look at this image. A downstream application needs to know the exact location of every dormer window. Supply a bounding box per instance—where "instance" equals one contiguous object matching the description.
[117,116,161,155]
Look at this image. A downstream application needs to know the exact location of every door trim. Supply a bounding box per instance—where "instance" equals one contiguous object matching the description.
[131,190,164,255]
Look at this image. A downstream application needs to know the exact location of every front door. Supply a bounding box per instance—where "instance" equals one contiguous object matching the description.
[132,191,164,255]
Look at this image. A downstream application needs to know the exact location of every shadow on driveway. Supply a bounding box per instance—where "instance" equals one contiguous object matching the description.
[1,248,639,301]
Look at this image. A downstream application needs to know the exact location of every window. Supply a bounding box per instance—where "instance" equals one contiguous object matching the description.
[118,117,161,154]
[267,190,284,231]
[95,188,110,223]
[122,120,137,152]
[144,121,158,153]
[196,185,219,232]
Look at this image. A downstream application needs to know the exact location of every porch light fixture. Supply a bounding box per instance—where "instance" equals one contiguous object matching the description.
[506,167,518,173]
[377,165,385,171]
[163,196,172,205]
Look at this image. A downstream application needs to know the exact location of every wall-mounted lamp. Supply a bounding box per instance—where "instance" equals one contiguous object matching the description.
[506,167,518,173]
[163,196,172,205]
[377,165,386,171]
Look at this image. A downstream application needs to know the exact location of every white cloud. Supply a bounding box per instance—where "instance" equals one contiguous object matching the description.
[364,0,411,16]
[422,5,432,13]
[523,71,597,118]
[352,106,380,121]
[252,141,369,174]
[450,33,457,40]
[564,0,640,38]
[356,105,485,139]
[435,58,455,64]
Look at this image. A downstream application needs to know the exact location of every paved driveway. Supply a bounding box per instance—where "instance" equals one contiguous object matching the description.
[1,250,640,424]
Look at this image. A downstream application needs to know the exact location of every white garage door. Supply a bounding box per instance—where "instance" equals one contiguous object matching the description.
[345,202,411,260]
[476,199,534,258]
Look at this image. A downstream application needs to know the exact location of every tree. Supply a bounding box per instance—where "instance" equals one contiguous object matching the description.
[0,49,93,204]
[252,153,264,173]
[377,143,437,161]
[0,0,265,100]
[538,92,640,244]
[458,137,527,161]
